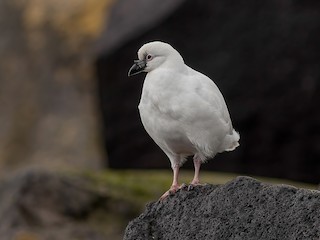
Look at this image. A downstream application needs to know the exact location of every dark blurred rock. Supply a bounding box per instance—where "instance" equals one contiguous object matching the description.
[0,169,128,240]
[96,0,320,183]
[124,176,320,240]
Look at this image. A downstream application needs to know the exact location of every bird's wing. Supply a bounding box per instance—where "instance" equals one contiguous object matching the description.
[145,66,232,131]
[178,67,232,129]
[171,67,233,157]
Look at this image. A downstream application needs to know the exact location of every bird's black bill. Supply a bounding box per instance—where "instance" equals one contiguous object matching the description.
[128,59,146,76]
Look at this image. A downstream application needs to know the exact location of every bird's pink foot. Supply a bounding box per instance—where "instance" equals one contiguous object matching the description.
[187,181,207,191]
[159,183,190,200]
[191,179,200,185]
[159,184,180,200]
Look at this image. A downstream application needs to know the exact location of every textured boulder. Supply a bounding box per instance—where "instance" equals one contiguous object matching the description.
[0,169,134,240]
[124,176,320,240]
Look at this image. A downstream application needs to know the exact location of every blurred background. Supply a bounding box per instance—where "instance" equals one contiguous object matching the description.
[0,0,319,239]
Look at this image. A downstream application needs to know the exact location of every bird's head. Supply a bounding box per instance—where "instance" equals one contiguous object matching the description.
[128,41,184,77]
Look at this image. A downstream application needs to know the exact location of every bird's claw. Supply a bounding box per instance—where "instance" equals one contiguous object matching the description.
[187,184,194,191]
[180,183,198,191]
[159,184,180,200]
[179,183,188,190]
[187,182,207,191]
[159,183,208,200]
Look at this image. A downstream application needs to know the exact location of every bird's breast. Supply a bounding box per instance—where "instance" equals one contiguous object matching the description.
[138,99,196,155]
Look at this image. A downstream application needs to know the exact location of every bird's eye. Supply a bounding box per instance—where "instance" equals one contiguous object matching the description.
[146,54,153,61]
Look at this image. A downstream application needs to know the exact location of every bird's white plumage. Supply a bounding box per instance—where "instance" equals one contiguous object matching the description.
[136,41,239,168]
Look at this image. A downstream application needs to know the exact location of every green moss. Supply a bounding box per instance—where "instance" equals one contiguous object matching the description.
[73,169,317,208]
[78,170,170,206]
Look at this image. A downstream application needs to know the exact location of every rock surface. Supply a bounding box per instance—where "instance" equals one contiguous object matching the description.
[124,176,320,240]
[0,169,137,240]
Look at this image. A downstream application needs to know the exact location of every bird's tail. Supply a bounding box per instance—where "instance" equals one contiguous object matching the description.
[221,129,240,152]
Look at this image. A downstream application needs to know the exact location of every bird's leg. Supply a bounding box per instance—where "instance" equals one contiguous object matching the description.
[191,156,201,185]
[160,164,180,200]
[171,163,180,190]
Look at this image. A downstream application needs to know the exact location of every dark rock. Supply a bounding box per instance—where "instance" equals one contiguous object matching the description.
[0,169,113,239]
[124,176,320,240]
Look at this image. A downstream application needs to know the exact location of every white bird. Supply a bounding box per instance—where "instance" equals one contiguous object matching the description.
[128,41,240,199]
